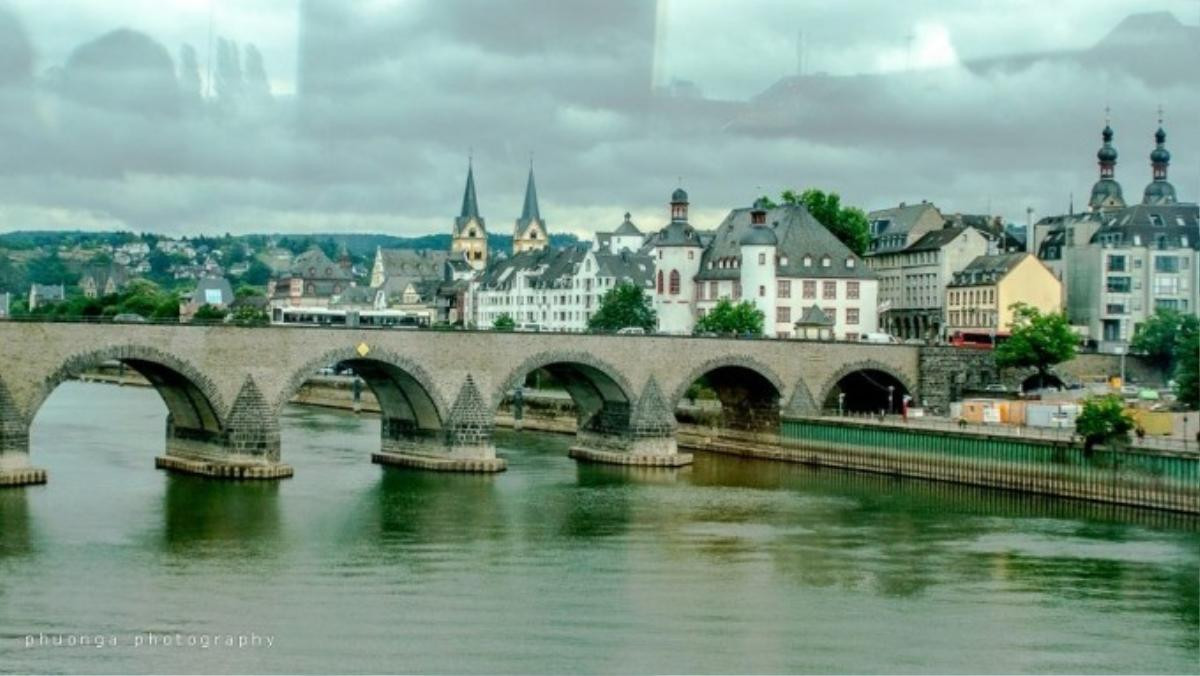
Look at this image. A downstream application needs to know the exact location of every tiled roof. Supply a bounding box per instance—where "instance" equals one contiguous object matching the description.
[1089,203,1198,249]
[947,253,1030,287]
[696,204,875,281]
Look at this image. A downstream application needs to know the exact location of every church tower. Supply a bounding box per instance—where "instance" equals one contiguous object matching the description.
[512,164,548,254]
[1142,115,1177,206]
[1088,120,1125,213]
[452,160,488,270]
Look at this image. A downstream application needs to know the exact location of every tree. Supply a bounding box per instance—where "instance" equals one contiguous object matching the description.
[780,188,870,256]
[1174,315,1199,409]
[588,282,657,333]
[492,313,515,331]
[1075,394,1134,453]
[230,305,269,326]
[1131,308,1189,374]
[693,299,764,336]
[994,303,1076,389]
[26,252,77,286]
[237,259,272,287]
[192,304,229,323]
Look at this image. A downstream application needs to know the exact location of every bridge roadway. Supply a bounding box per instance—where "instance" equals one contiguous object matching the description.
[0,321,925,484]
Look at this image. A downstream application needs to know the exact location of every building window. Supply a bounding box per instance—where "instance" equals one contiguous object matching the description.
[777,306,790,323]
[710,281,718,299]
[802,280,816,299]
[1106,303,1126,315]
[845,332,859,342]
[1154,256,1180,273]
[1106,276,1131,293]
[758,252,766,265]
[824,307,836,323]
[778,280,790,298]
[1153,276,1180,295]
[669,270,681,295]
[846,258,855,268]
[1107,255,1126,272]
[759,285,765,297]
[696,283,705,301]
[688,250,695,260]
[822,281,836,299]
[847,281,859,300]
[821,255,831,267]
[846,308,859,325]
[657,270,663,294]
[803,255,812,267]
[733,281,742,300]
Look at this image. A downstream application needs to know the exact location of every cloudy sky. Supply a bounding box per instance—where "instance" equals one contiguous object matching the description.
[0,0,1197,239]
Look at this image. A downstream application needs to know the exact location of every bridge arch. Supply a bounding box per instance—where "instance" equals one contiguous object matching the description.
[280,346,448,432]
[29,344,228,437]
[818,360,916,414]
[492,351,635,434]
[670,355,785,432]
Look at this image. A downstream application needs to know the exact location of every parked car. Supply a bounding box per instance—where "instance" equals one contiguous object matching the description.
[983,383,1009,393]
[859,332,899,344]
[112,313,147,323]
[616,327,646,335]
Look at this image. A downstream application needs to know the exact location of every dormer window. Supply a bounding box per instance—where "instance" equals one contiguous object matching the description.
[780,256,788,266]
[803,255,812,267]
[846,258,855,268]
[821,256,831,267]
[1150,214,1164,227]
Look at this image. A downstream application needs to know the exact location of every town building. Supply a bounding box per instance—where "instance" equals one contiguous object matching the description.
[451,162,489,270]
[180,277,234,322]
[1036,119,1198,352]
[593,212,647,254]
[467,245,654,331]
[653,192,878,339]
[512,165,548,255]
[80,262,129,298]
[28,283,65,310]
[945,252,1062,341]
[266,246,354,321]
[865,225,991,340]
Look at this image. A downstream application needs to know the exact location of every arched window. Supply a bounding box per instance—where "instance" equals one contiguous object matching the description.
[468,229,476,238]
[657,270,664,294]
[531,231,538,239]
[669,269,681,295]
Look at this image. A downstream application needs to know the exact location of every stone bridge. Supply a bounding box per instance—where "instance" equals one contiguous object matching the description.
[0,322,923,484]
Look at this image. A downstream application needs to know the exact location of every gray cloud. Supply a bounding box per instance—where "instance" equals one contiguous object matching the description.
[0,0,1197,238]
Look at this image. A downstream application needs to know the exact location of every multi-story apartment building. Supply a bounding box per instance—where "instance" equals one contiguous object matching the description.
[865,225,991,340]
[652,192,878,339]
[945,252,1062,340]
[466,246,655,331]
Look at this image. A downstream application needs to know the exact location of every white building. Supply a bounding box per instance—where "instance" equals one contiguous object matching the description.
[467,245,654,331]
[652,192,879,339]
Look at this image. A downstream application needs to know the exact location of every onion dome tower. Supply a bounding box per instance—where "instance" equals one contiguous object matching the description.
[1142,115,1177,206]
[1088,121,1125,213]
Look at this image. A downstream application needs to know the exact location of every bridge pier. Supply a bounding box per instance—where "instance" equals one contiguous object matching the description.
[155,378,293,480]
[569,379,692,468]
[371,375,506,473]
[0,386,44,487]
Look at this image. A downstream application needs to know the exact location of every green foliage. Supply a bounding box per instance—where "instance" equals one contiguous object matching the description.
[780,188,870,256]
[1131,308,1189,373]
[236,260,273,287]
[994,304,1076,387]
[229,305,269,326]
[587,282,657,333]
[693,299,764,336]
[492,313,515,331]
[1174,315,1199,409]
[1075,395,1133,451]
[191,304,229,323]
[26,252,78,286]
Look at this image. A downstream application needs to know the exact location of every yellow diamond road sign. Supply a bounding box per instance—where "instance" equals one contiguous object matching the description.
[356,342,370,357]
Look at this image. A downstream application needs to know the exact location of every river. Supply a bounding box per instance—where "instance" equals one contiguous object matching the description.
[1,382,1197,674]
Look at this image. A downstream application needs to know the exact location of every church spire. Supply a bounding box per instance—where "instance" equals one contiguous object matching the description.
[1142,109,1177,205]
[460,158,481,220]
[520,164,541,223]
[512,159,548,254]
[1088,114,1125,213]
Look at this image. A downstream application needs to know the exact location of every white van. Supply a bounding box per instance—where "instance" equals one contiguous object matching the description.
[859,332,899,344]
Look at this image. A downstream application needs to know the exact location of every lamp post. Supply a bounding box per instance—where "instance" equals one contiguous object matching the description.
[887,385,895,416]
[838,392,845,417]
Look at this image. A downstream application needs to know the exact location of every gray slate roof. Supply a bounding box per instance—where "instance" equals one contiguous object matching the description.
[904,225,970,252]
[189,277,234,306]
[454,164,485,235]
[696,204,875,281]
[947,253,1031,287]
[867,202,942,253]
[1089,203,1198,248]
[284,247,351,280]
[795,305,833,326]
[514,167,544,238]
[613,213,641,235]
[378,249,446,278]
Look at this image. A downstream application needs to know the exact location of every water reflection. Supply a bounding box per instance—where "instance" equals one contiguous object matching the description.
[160,474,281,556]
[0,489,33,560]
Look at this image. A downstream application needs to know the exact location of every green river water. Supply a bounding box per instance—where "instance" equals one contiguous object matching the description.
[0,382,1197,674]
